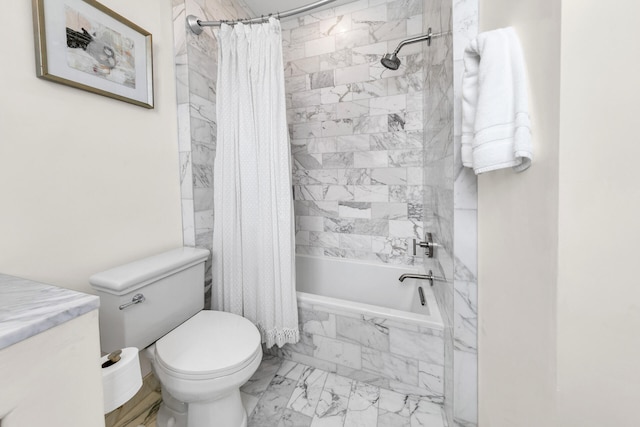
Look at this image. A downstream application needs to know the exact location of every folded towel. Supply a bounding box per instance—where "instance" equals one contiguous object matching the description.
[461,27,532,174]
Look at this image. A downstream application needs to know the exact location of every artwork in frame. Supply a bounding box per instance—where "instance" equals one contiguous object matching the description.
[32,0,154,108]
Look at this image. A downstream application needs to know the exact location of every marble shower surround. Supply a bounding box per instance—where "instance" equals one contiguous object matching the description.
[421,0,455,423]
[451,0,478,423]
[171,0,479,425]
[421,0,478,425]
[282,0,428,266]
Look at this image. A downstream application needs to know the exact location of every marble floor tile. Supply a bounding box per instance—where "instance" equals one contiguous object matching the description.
[379,410,411,427]
[241,354,283,396]
[310,373,353,427]
[287,366,329,416]
[378,388,412,427]
[323,372,354,397]
[311,388,350,427]
[116,356,447,427]
[249,375,299,426]
[277,359,308,381]
[241,391,261,418]
[255,359,446,427]
[409,396,446,427]
[279,408,314,427]
[343,381,379,427]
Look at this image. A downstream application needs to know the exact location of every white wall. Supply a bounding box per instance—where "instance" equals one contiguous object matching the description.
[0,0,183,293]
[556,1,640,425]
[479,0,640,426]
[477,0,560,425]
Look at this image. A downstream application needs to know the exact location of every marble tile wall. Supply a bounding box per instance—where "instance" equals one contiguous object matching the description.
[267,298,446,405]
[173,0,253,306]
[451,0,478,425]
[421,0,478,425]
[281,0,427,266]
[421,0,455,416]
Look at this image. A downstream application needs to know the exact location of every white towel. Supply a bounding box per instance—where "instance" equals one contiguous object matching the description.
[461,27,532,174]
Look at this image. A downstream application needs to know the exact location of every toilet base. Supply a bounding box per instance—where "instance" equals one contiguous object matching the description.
[189,389,247,427]
[156,388,188,427]
[157,403,187,427]
[156,388,248,427]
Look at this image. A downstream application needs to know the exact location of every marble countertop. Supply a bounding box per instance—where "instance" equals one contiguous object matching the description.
[0,273,100,350]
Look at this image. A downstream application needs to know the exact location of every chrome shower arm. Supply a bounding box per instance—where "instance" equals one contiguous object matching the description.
[381,27,449,70]
[392,32,431,54]
[391,27,447,54]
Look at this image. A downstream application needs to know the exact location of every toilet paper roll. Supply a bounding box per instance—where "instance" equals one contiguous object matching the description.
[101,347,143,413]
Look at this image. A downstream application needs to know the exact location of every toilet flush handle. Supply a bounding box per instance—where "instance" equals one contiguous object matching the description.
[118,293,145,310]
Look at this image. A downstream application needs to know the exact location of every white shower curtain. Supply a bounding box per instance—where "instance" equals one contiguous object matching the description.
[212,18,299,348]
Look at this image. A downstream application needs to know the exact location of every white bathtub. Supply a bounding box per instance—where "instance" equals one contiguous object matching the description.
[295,254,443,331]
[268,254,446,400]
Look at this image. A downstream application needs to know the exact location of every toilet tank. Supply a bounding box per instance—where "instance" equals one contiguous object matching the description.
[89,247,210,353]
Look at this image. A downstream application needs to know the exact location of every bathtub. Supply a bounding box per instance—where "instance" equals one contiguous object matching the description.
[296,255,443,330]
[269,255,446,402]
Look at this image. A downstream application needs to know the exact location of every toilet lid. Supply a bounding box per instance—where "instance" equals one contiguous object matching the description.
[155,311,261,378]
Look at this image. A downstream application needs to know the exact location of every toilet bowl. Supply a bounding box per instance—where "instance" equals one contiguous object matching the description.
[152,311,262,427]
[89,247,262,427]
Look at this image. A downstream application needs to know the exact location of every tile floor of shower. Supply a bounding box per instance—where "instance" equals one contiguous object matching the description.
[118,355,447,427]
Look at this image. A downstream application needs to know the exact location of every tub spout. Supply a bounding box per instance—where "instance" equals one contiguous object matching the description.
[398,273,431,282]
[398,270,446,286]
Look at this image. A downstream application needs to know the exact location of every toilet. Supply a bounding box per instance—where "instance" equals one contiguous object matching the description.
[90,247,262,427]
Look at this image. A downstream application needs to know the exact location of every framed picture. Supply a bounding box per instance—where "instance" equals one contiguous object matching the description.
[32,0,154,108]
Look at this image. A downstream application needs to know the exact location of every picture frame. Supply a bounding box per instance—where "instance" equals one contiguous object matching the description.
[32,0,154,109]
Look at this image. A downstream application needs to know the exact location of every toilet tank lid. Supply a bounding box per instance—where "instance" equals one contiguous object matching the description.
[89,247,210,295]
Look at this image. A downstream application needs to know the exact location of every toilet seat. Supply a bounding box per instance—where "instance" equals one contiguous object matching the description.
[155,310,261,380]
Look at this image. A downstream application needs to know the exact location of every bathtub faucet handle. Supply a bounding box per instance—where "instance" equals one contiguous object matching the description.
[413,232,436,258]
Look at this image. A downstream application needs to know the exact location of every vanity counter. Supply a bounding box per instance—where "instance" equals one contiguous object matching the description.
[0,273,99,350]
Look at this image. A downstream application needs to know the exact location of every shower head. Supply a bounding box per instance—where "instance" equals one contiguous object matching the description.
[380,53,401,70]
[380,28,448,70]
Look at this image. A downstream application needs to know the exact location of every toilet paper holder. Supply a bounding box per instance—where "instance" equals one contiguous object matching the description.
[100,347,142,413]
[101,350,122,369]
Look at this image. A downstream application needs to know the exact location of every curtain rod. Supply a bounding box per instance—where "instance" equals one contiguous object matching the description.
[187,0,337,34]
